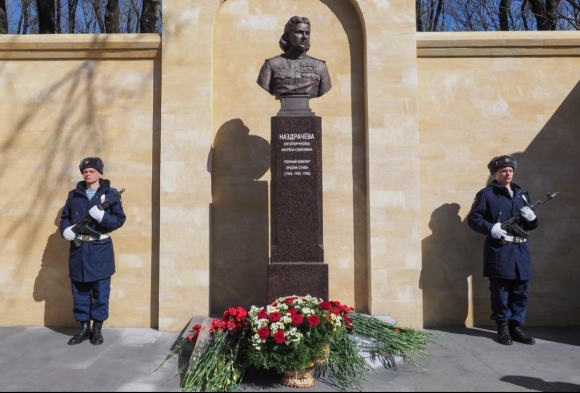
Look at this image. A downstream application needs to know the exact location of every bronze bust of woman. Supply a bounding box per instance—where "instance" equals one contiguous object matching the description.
[257,16,331,98]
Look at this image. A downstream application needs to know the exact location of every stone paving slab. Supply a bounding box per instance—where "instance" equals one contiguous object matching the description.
[1,326,579,392]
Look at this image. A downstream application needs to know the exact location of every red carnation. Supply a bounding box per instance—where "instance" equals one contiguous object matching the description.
[258,326,270,339]
[331,300,342,307]
[291,314,304,325]
[287,307,298,315]
[210,318,226,333]
[319,301,332,311]
[257,309,268,320]
[285,297,295,304]
[235,307,248,321]
[273,329,285,344]
[269,312,281,323]
[307,315,320,326]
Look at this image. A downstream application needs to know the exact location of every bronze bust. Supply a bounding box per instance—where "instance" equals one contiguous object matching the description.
[257,16,331,98]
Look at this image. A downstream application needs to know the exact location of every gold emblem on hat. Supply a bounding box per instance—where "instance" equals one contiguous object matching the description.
[504,158,510,162]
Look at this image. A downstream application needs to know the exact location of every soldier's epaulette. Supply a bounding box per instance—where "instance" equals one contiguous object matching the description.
[477,185,494,196]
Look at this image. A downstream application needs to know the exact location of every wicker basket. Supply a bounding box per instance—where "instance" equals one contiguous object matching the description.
[280,366,316,388]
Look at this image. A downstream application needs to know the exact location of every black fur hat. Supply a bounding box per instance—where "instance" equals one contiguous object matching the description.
[79,157,104,174]
[487,155,516,175]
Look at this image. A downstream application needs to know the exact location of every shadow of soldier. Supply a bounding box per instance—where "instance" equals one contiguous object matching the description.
[33,208,75,328]
[500,375,580,392]
[420,203,481,328]
[208,118,270,314]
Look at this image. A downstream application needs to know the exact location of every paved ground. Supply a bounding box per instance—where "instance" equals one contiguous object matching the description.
[1,325,579,392]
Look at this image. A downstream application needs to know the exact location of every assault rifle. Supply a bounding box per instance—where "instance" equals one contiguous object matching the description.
[71,188,125,248]
[501,191,559,239]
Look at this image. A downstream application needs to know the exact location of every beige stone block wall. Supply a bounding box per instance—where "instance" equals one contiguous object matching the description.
[0,34,161,328]
[417,32,580,327]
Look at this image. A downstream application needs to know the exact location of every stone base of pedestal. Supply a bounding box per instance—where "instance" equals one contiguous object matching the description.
[267,262,328,303]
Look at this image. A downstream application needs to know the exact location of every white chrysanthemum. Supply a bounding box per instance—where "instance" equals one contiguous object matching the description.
[282,315,292,324]
[301,307,314,315]
[267,305,279,313]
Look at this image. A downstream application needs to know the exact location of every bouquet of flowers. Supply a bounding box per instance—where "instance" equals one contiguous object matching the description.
[245,295,353,373]
[157,295,437,392]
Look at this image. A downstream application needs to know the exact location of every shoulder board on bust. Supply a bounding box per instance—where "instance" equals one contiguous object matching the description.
[305,54,326,63]
[266,54,284,62]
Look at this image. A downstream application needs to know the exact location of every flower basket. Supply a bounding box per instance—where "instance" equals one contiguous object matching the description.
[280,366,317,388]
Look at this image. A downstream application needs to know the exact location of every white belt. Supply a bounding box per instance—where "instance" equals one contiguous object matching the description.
[77,234,109,241]
[502,235,526,244]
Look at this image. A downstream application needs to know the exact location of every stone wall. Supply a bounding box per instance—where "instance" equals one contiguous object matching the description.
[0,34,161,328]
[1,3,578,331]
[417,32,580,327]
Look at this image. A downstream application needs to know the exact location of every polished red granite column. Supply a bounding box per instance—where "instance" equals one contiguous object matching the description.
[267,95,329,303]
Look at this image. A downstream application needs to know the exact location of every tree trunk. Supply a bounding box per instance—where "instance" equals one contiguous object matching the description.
[140,0,160,33]
[37,0,56,33]
[105,0,120,33]
[528,0,561,30]
[499,0,512,30]
[68,0,78,33]
[416,0,424,32]
[0,0,8,34]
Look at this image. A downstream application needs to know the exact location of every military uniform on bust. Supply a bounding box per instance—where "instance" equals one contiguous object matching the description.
[257,53,331,98]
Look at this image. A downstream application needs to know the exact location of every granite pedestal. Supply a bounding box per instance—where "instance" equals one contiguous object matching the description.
[267,95,329,303]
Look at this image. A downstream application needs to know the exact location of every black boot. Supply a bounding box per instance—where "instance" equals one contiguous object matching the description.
[90,320,104,345]
[68,321,90,345]
[509,321,535,345]
[496,321,513,345]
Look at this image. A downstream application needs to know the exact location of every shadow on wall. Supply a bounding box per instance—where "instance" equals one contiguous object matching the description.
[33,208,75,327]
[420,203,481,328]
[421,80,580,329]
[209,119,270,314]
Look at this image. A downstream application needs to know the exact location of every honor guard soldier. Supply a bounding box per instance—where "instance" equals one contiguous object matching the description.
[468,155,539,346]
[60,157,126,345]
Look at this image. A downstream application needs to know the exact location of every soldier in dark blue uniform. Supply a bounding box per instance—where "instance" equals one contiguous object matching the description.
[468,155,539,345]
[257,16,331,98]
[59,157,126,345]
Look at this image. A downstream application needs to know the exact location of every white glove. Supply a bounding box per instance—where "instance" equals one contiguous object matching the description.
[520,206,536,222]
[491,222,507,239]
[63,226,76,241]
[89,206,105,223]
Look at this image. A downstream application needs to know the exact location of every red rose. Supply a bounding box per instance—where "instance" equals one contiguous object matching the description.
[319,301,332,311]
[258,327,270,339]
[269,312,281,323]
[287,307,298,315]
[307,315,320,326]
[273,329,285,344]
[291,314,304,325]
[331,300,342,308]
[257,309,268,319]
